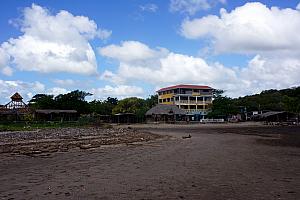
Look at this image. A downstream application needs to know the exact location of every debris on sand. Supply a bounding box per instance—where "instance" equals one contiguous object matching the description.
[182,134,191,139]
[0,127,162,155]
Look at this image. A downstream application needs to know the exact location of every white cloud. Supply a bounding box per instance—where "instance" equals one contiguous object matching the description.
[0,48,13,76]
[53,79,77,86]
[0,80,45,103]
[219,0,226,4]
[100,70,126,84]
[1,66,13,76]
[170,0,211,15]
[181,2,300,54]
[115,53,236,86]
[99,41,165,62]
[99,41,239,94]
[99,40,300,97]
[97,29,112,40]
[47,87,68,96]
[178,2,300,96]
[1,4,111,75]
[297,2,300,10]
[140,4,158,12]
[90,85,144,99]
[239,55,300,93]
[0,80,74,104]
[169,0,226,15]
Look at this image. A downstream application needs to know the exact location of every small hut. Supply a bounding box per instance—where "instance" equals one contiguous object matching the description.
[112,113,136,124]
[4,93,28,109]
[34,109,78,121]
[256,111,296,123]
[0,92,30,121]
[145,104,186,123]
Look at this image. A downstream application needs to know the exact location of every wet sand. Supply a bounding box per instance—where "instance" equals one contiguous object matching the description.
[0,123,299,199]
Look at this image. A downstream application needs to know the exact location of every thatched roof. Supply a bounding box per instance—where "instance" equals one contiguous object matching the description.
[11,92,23,100]
[259,111,285,118]
[35,109,77,114]
[145,104,186,116]
[114,113,135,116]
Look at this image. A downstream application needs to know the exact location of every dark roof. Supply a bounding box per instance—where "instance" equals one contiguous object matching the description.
[114,113,135,116]
[145,104,186,115]
[35,109,77,114]
[157,84,213,92]
[11,92,23,100]
[258,111,286,118]
[0,107,30,114]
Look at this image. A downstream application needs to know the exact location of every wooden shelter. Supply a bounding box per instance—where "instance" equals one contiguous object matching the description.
[255,111,296,122]
[112,113,136,124]
[34,109,78,121]
[0,92,30,121]
[145,104,186,123]
[2,93,29,110]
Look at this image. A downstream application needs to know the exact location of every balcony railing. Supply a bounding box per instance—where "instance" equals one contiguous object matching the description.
[175,100,212,104]
[174,93,212,96]
[183,109,208,114]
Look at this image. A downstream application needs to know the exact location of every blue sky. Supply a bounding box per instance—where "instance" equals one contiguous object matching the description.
[1,0,300,103]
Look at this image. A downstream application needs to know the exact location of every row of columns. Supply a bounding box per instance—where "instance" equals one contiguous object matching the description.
[178,95,206,110]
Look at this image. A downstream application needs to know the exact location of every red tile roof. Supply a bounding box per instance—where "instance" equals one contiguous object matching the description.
[157,84,213,92]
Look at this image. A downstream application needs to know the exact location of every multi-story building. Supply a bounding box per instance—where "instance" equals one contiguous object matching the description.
[157,84,213,120]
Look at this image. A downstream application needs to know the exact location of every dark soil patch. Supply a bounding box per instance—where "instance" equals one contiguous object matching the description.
[256,133,300,147]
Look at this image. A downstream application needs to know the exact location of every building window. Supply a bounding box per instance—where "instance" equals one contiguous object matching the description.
[197,97,203,101]
[190,97,196,101]
[198,105,204,109]
[205,97,211,101]
[190,105,196,109]
[182,105,188,109]
[181,96,188,100]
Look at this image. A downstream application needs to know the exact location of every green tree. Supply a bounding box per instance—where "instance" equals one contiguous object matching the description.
[212,89,225,98]
[145,94,158,108]
[112,97,146,115]
[208,96,238,119]
[28,94,56,109]
[55,90,92,114]
[283,96,300,114]
[106,97,118,105]
[89,97,118,115]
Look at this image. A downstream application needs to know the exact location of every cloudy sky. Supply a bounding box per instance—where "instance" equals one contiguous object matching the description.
[1,0,300,103]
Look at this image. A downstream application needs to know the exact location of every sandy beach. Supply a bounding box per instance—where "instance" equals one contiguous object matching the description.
[0,123,299,199]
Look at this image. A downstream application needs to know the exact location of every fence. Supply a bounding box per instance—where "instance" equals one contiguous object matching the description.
[200,119,225,123]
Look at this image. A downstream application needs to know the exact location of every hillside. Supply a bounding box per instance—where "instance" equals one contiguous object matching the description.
[233,87,300,112]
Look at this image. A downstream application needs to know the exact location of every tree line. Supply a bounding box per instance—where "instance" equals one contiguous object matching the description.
[209,87,300,118]
[28,90,158,119]
[28,86,300,120]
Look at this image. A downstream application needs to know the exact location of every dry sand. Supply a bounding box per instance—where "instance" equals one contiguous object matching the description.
[0,123,299,200]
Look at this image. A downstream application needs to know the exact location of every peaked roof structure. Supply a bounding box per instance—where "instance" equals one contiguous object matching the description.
[0,92,29,111]
[145,104,186,116]
[10,92,23,101]
[35,109,77,114]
